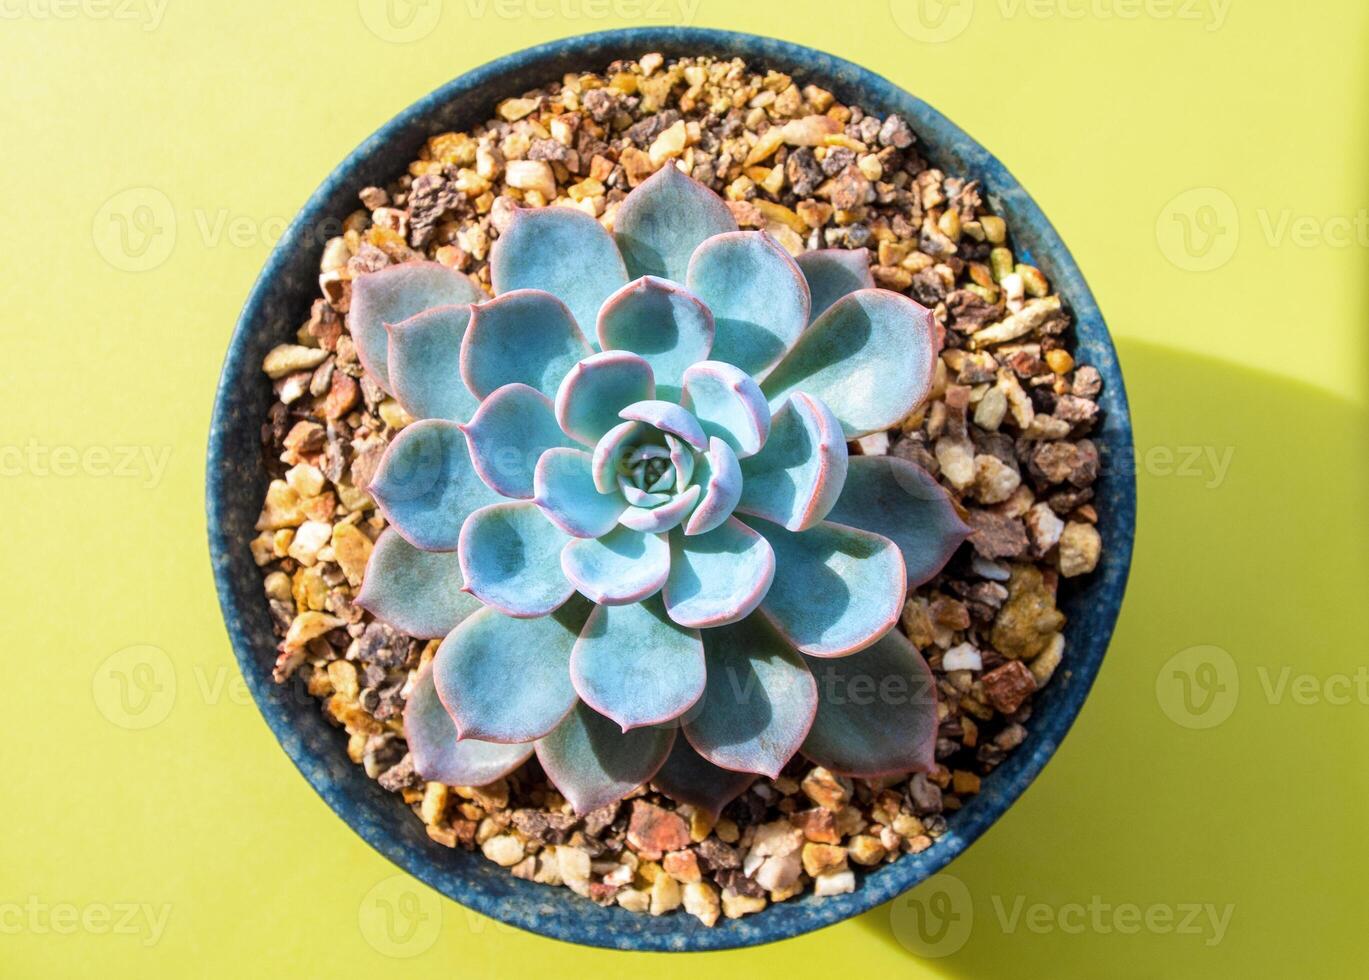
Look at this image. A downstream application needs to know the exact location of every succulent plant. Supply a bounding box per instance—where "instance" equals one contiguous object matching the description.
[349,166,969,816]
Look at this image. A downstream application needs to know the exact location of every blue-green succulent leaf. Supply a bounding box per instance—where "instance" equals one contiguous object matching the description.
[536,704,675,815]
[490,205,629,335]
[680,360,770,459]
[554,350,655,446]
[618,483,701,534]
[350,261,484,392]
[619,400,707,451]
[355,529,482,639]
[736,393,848,532]
[684,612,816,778]
[685,231,810,379]
[561,524,669,605]
[460,383,573,499]
[666,435,695,490]
[534,447,626,538]
[590,420,648,493]
[825,456,971,588]
[387,305,480,423]
[570,595,705,731]
[461,289,593,400]
[405,662,534,785]
[745,517,906,658]
[794,248,875,323]
[617,475,671,508]
[431,597,592,743]
[651,738,756,819]
[663,517,774,628]
[762,288,938,439]
[801,628,938,776]
[368,419,500,552]
[683,437,742,536]
[458,501,574,618]
[596,276,714,401]
[613,164,738,282]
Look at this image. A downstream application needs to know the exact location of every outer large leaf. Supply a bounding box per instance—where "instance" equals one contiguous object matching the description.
[490,205,628,335]
[536,705,675,815]
[686,231,810,379]
[405,662,534,786]
[651,738,756,819]
[368,419,499,552]
[431,598,591,743]
[762,288,938,439]
[801,628,939,777]
[354,529,481,639]
[736,393,848,532]
[570,596,705,731]
[613,164,737,282]
[350,261,483,392]
[460,289,592,400]
[824,456,971,588]
[596,276,713,402]
[794,248,874,323]
[458,501,573,618]
[746,518,906,658]
[684,613,816,778]
[387,305,479,423]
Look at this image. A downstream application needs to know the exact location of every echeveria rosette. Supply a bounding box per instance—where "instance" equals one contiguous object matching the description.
[352,165,970,817]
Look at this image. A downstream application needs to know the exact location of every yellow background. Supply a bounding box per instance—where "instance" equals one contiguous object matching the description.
[3,1,1366,976]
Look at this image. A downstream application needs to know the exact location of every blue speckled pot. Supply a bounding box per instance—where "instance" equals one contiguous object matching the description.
[206,28,1135,952]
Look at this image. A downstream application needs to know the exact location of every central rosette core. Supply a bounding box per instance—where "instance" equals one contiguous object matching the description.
[588,398,741,536]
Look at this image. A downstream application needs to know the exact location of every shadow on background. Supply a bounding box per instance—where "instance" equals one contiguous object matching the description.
[853,340,1369,978]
